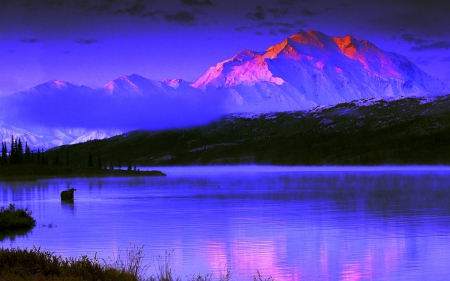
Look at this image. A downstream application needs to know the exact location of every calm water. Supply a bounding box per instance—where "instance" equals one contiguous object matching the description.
[2,166,450,280]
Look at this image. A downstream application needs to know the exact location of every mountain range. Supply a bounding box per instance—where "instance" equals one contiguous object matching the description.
[0,30,448,149]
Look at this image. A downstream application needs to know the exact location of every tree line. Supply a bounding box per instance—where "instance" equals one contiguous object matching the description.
[1,135,48,165]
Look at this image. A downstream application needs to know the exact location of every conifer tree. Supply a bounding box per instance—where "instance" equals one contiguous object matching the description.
[17,138,23,164]
[10,135,15,164]
[37,148,41,165]
[25,142,30,163]
[97,156,102,170]
[66,149,70,167]
[1,142,7,164]
[88,153,93,168]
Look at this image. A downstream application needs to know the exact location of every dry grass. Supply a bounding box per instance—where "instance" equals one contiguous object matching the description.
[0,245,275,281]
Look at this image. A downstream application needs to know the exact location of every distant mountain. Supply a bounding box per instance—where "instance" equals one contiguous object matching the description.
[45,93,450,166]
[192,30,448,111]
[0,120,121,150]
[1,30,448,149]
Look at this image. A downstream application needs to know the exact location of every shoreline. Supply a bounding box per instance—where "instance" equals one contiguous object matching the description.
[0,164,165,182]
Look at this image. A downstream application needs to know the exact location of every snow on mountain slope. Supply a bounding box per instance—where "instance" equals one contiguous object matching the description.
[102,74,176,98]
[1,29,448,150]
[193,30,448,111]
[0,120,121,150]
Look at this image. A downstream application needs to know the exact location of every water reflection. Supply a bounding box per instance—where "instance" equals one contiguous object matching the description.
[61,199,75,211]
[0,228,34,242]
[0,167,450,280]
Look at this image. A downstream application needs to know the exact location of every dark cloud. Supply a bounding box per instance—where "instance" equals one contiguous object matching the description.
[400,34,429,44]
[300,9,319,16]
[20,38,39,43]
[371,1,450,37]
[278,0,309,4]
[278,28,291,34]
[246,6,265,20]
[279,0,295,3]
[262,22,296,28]
[75,39,99,44]
[266,8,288,16]
[180,0,213,6]
[76,0,157,17]
[236,20,305,36]
[165,11,196,23]
[235,26,251,32]
[411,41,450,51]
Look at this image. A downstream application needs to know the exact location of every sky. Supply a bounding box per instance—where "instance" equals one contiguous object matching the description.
[0,0,449,96]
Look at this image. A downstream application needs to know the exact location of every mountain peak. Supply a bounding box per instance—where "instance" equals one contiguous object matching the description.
[102,74,148,95]
[49,80,68,88]
[193,29,448,103]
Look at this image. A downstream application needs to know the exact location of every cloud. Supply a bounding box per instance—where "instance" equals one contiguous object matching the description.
[262,22,296,28]
[411,41,450,51]
[236,20,305,36]
[400,34,429,44]
[279,0,295,3]
[20,38,39,43]
[180,0,213,6]
[165,11,196,23]
[246,6,265,20]
[76,0,157,17]
[75,39,99,44]
[235,26,251,32]
[300,9,319,16]
[266,8,288,16]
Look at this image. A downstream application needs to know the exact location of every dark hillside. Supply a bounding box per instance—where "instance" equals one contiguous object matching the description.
[45,94,450,166]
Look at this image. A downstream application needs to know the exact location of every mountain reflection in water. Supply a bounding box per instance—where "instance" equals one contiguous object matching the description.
[1,166,450,280]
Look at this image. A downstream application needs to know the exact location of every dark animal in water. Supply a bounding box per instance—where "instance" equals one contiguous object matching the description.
[60,188,76,200]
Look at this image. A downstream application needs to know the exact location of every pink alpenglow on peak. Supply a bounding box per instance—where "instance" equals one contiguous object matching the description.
[49,80,68,88]
[191,49,284,89]
[192,30,448,108]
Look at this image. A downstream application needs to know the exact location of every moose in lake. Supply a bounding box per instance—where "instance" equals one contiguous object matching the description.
[60,188,76,201]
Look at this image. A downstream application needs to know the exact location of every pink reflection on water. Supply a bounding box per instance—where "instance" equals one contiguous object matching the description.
[203,240,229,275]
[230,236,288,280]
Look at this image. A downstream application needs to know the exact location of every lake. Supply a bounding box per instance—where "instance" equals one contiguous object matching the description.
[2,166,450,280]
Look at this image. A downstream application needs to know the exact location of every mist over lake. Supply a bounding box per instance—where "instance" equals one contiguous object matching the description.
[2,166,450,280]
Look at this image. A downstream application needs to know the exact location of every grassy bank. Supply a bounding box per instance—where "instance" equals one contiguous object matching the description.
[0,204,36,242]
[0,246,276,281]
[0,204,35,231]
[0,164,165,182]
[0,247,137,281]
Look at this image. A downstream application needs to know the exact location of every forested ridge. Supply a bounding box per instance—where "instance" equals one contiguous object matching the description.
[45,94,450,166]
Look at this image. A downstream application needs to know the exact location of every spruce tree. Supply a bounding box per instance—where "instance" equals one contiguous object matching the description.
[37,148,41,165]
[97,156,102,170]
[10,135,15,164]
[1,142,6,164]
[88,153,93,168]
[66,149,70,167]
[25,142,30,163]
[17,138,23,164]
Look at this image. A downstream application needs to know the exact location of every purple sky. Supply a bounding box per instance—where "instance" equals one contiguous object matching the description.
[0,0,449,96]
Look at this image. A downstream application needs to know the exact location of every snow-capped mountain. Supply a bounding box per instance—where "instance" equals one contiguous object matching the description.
[192,30,448,111]
[0,30,448,149]
[0,120,121,150]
